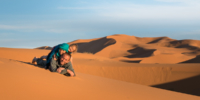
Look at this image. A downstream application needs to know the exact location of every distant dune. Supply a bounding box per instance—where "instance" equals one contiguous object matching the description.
[35,46,52,50]
[68,34,200,64]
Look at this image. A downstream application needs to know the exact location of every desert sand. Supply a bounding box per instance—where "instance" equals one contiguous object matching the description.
[0,34,200,100]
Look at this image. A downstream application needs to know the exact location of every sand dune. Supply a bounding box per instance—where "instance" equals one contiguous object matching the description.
[68,34,200,63]
[0,48,200,100]
[1,47,200,97]
[1,34,200,99]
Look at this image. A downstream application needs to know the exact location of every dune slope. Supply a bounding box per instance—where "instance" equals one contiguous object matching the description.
[0,57,200,100]
[1,48,200,97]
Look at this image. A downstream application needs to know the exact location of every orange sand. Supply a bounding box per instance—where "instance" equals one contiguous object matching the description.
[1,34,200,99]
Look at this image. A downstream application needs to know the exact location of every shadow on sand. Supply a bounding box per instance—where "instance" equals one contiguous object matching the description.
[9,59,46,69]
[152,75,200,96]
[125,46,156,58]
[120,60,141,63]
[10,59,72,76]
[180,55,200,63]
[76,37,116,54]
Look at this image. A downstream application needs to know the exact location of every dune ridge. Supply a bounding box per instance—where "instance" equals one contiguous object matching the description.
[68,34,200,63]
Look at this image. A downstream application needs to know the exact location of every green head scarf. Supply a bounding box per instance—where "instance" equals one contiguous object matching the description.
[56,43,69,58]
[59,43,69,52]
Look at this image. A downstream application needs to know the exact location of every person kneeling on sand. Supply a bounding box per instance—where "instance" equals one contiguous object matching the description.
[33,53,75,77]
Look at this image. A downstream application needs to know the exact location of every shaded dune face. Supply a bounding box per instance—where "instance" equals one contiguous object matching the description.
[152,75,200,96]
[147,37,175,44]
[125,46,156,58]
[181,55,200,63]
[74,37,116,54]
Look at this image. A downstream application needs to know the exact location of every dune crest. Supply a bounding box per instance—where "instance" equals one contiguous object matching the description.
[68,34,200,64]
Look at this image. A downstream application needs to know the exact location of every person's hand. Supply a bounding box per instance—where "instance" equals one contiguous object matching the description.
[67,69,75,77]
[57,67,65,73]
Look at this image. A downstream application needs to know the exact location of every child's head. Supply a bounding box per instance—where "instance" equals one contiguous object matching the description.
[59,43,69,55]
[59,49,66,55]
[68,44,78,53]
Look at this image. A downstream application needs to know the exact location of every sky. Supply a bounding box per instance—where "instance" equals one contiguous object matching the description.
[0,0,200,48]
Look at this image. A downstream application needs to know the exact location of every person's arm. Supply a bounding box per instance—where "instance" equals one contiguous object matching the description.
[57,67,65,73]
[57,68,75,76]
[49,58,57,72]
[66,69,75,76]
[59,62,75,77]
